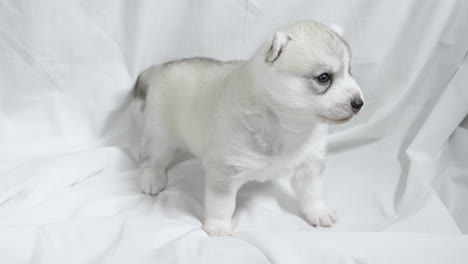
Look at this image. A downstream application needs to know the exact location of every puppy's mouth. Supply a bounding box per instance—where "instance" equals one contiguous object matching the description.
[316,114,353,124]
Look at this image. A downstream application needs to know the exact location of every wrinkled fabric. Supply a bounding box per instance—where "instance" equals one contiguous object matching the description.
[0,0,467,263]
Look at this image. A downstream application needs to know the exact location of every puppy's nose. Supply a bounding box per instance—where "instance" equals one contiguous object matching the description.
[350,98,364,112]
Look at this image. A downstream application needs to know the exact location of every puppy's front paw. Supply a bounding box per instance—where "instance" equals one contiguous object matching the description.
[303,201,336,227]
[140,168,167,196]
[203,220,232,237]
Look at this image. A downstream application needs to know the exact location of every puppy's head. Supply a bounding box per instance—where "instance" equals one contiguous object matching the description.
[255,21,363,124]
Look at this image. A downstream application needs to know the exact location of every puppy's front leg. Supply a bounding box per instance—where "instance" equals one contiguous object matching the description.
[291,160,336,227]
[203,175,241,236]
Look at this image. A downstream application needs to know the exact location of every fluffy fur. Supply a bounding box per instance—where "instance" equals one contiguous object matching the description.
[135,21,364,236]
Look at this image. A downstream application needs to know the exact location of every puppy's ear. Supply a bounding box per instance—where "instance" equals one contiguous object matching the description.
[266,32,291,63]
[330,24,344,36]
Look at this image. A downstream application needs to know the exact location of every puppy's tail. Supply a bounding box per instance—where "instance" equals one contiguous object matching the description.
[134,70,149,101]
[134,65,160,110]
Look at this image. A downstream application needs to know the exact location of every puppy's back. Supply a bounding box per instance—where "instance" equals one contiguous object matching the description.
[135,57,242,103]
[135,57,243,154]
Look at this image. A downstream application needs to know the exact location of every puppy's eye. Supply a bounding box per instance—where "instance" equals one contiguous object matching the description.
[316,73,330,84]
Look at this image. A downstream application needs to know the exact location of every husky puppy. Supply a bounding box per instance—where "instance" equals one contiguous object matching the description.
[135,21,364,236]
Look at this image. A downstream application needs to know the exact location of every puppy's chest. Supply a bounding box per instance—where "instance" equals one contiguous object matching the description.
[230,111,326,182]
[242,110,307,156]
[247,157,300,182]
[242,131,312,182]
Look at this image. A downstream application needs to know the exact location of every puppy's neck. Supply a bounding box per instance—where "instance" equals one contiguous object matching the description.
[241,59,321,134]
[226,60,322,156]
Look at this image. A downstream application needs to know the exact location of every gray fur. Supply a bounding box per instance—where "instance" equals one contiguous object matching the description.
[134,66,156,101]
[134,57,243,103]
[162,57,242,68]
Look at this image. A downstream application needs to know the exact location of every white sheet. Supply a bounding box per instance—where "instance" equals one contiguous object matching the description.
[1,0,467,263]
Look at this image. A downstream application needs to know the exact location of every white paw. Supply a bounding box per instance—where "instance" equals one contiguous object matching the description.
[203,220,232,237]
[140,167,167,196]
[303,201,336,227]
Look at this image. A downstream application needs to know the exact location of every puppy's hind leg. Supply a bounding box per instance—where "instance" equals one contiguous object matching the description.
[139,125,175,196]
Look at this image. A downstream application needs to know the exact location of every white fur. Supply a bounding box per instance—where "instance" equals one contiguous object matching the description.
[136,21,363,236]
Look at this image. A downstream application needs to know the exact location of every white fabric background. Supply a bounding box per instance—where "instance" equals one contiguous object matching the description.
[1,0,467,263]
